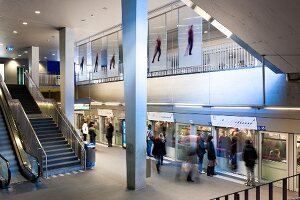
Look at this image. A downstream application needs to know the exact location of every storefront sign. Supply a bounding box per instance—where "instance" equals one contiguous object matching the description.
[97,109,113,117]
[74,104,90,110]
[147,112,174,122]
[257,126,266,131]
[210,115,258,130]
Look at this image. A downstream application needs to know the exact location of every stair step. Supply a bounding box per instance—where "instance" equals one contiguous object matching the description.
[45,148,74,155]
[44,144,71,151]
[47,152,76,160]
[35,129,60,135]
[31,123,56,128]
[45,160,81,171]
[45,156,79,165]
[39,137,66,142]
[42,140,68,146]
[38,133,63,139]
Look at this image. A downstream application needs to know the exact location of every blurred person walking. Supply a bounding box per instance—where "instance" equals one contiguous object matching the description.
[242,140,258,186]
[88,122,96,145]
[151,133,165,174]
[197,133,206,174]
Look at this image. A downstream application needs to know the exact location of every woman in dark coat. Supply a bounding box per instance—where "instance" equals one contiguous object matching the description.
[151,133,165,174]
[207,135,216,176]
[106,123,114,147]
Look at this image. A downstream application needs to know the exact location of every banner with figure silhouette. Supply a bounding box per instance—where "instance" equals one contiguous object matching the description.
[107,32,119,78]
[78,43,88,81]
[178,6,203,68]
[91,38,105,79]
[148,14,167,72]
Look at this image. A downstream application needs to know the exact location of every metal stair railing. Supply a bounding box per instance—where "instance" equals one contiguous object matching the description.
[0,76,47,178]
[25,72,86,171]
[210,174,300,200]
[0,154,11,188]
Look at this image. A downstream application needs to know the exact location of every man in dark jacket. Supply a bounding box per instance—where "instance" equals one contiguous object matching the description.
[242,140,258,186]
[197,133,206,174]
[88,122,96,145]
[106,123,114,147]
[151,133,165,174]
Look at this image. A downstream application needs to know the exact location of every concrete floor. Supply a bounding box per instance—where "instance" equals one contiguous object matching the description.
[0,145,298,200]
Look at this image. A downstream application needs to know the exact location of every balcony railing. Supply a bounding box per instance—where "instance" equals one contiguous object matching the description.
[39,73,60,86]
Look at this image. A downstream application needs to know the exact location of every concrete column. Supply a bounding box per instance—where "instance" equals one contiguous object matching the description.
[59,27,75,125]
[121,0,148,190]
[28,46,39,87]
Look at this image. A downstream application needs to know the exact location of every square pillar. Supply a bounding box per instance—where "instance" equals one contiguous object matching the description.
[122,0,148,190]
[28,46,39,87]
[59,27,75,125]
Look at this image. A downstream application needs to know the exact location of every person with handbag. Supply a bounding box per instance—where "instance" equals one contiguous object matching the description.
[207,135,217,176]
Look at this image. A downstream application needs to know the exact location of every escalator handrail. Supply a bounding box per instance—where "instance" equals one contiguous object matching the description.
[0,79,41,181]
[0,153,11,188]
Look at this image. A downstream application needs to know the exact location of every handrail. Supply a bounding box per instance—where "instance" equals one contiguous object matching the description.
[25,72,86,170]
[0,153,11,188]
[210,173,300,200]
[0,76,46,178]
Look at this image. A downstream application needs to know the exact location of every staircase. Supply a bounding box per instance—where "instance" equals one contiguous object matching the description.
[7,85,82,175]
[0,110,25,183]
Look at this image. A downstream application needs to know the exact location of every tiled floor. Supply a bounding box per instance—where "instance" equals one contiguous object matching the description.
[0,144,298,200]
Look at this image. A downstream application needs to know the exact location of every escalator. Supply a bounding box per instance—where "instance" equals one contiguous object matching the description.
[0,86,40,188]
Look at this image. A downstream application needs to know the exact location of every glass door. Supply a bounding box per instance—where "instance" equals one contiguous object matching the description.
[261,132,288,183]
[17,67,25,85]
[114,118,123,146]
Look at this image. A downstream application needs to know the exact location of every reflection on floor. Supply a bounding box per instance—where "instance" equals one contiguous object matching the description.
[0,144,298,200]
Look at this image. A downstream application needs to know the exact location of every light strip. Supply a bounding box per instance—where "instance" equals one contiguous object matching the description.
[213,106,252,109]
[174,103,203,108]
[211,19,233,38]
[147,102,173,106]
[193,6,212,21]
[180,0,194,8]
[265,107,300,111]
[104,102,122,106]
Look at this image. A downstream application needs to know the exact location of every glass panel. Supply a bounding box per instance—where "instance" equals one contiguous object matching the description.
[107,33,119,78]
[178,6,203,68]
[153,121,176,158]
[118,31,123,76]
[114,119,123,146]
[91,38,102,79]
[261,132,288,181]
[100,37,108,78]
[297,136,300,173]
[196,126,212,168]
[176,124,192,161]
[148,14,167,72]
[216,128,258,176]
[0,156,9,183]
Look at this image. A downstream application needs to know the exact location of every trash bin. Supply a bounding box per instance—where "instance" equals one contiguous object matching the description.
[84,143,96,169]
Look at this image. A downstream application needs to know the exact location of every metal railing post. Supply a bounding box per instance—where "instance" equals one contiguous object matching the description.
[298,174,300,197]
[256,186,260,200]
[269,182,273,200]
[245,189,249,200]
[283,178,287,200]
[234,193,239,200]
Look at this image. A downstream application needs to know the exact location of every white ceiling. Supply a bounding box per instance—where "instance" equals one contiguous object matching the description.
[191,0,300,73]
[0,0,177,61]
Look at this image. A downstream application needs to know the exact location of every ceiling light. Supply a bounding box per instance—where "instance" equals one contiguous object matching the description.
[52,53,55,56]
[22,22,28,25]
[265,107,300,111]
[102,7,108,10]
[35,11,41,14]
[193,6,212,21]
[0,43,3,46]
[204,30,208,34]
[24,51,28,53]
[81,19,86,22]
[147,102,173,106]
[18,54,21,57]
[13,30,18,34]
[12,58,15,60]
[174,103,204,108]
[44,57,47,59]
[211,19,232,38]
[180,0,194,8]
[213,106,252,109]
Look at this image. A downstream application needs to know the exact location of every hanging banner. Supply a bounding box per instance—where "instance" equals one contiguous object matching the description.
[98,109,113,117]
[210,115,257,130]
[147,112,174,122]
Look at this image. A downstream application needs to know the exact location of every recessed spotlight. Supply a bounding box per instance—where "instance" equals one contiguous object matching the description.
[13,30,18,34]
[51,35,55,38]
[18,54,21,57]
[12,58,16,60]
[22,22,28,25]
[22,65,25,67]
[102,7,107,10]
[81,19,86,22]
[52,53,55,56]
[24,51,28,54]
[0,43,3,46]
[91,14,94,17]
[44,57,47,59]
[35,11,41,14]
[204,30,208,34]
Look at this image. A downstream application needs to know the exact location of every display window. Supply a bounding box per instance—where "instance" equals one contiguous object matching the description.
[216,127,258,177]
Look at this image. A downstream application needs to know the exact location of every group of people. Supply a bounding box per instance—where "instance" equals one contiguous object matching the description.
[81,121,114,147]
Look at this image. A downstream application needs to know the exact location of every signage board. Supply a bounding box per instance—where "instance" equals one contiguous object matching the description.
[147,112,174,122]
[210,115,258,130]
[97,109,113,117]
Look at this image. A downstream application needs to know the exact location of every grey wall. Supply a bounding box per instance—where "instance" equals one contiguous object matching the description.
[77,67,300,106]
[0,58,28,84]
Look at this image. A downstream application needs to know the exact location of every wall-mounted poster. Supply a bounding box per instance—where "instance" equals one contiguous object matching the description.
[118,31,123,75]
[107,32,119,78]
[166,9,179,70]
[178,6,203,68]
[78,43,88,81]
[91,38,102,80]
[148,14,167,72]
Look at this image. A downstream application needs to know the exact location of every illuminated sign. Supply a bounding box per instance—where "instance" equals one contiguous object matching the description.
[210,115,257,130]
[74,104,90,110]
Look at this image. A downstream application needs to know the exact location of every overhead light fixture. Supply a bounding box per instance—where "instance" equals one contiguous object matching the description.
[35,11,41,14]
[174,103,204,108]
[18,54,21,57]
[13,30,18,34]
[102,7,108,10]
[180,0,194,8]
[81,19,86,22]
[265,107,300,111]
[12,58,16,60]
[211,19,232,38]
[52,53,55,56]
[193,6,212,21]
[22,22,28,25]
[147,102,173,106]
[44,57,47,59]
[24,51,28,54]
[104,102,122,106]
[0,43,3,46]
[204,30,208,34]
[213,106,252,109]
